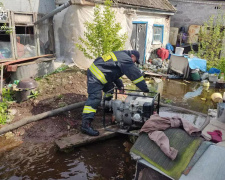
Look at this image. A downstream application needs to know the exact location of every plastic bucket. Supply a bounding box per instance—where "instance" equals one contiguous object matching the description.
[191,72,200,81]
[217,103,225,123]
[175,47,184,55]
[209,74,218,83]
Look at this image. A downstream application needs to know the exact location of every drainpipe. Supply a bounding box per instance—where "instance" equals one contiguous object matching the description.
[34,0,72,25]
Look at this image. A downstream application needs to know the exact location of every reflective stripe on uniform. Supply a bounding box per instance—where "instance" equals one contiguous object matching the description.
[105,93,113,97]
[101,52,118,62]
[109,52,117,61]
[89,63,108,84]
[102,53,112,62]
[132,76,144,84]
[83,106,97,114]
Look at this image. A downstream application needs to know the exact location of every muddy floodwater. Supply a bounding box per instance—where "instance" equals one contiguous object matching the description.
[0,79,224,179]
[162,80,223,114]
[0,136,135,180]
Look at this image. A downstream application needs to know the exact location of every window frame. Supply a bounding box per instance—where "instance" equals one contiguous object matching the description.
[0,11,52,62]
[0,10,15,61]
[152,24,164,45]
[12,12,39,59]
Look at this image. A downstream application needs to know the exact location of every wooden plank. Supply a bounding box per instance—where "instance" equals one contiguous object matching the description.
[144,72,168,77]
[55,126,118,150]
[0,137,23,154]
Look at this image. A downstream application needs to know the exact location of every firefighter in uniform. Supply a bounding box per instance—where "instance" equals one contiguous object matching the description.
[81,50,149,136]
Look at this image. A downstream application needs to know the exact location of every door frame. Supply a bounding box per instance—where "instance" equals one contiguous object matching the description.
[132,21,148,64]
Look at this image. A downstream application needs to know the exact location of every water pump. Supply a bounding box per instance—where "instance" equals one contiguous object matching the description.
[103,90,160,132]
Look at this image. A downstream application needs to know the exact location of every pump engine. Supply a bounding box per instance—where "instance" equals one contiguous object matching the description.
[103,92,160,129]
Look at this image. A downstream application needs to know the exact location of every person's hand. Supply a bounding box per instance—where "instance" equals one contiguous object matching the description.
[143,92,149,96]
[118,88,125,94]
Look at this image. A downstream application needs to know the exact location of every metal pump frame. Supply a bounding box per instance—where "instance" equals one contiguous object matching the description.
[102,88,160,136]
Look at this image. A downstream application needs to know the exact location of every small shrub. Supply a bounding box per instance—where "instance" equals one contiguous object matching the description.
[217,57,225,73]
[2,88,15,101]
[27,90,39,99]
[197,13,225,67]
[76,0,127,59]
[164,99,173,104]
[0,88,14,124]
[0,100,8,124]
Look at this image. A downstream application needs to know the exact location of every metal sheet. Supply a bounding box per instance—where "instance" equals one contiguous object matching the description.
[180,145,225,180]
[167,55,190,78]
[87,0,176,12]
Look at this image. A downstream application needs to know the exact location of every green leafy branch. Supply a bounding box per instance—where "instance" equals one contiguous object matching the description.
[197,13,225,68]
[76,0,127,59]
[27,90,39,99]
[0,23,13,34]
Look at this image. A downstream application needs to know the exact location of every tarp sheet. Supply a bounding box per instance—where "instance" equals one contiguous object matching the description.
[54,5,134,69]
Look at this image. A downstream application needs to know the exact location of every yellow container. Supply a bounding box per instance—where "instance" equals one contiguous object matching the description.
[211,93,223,103]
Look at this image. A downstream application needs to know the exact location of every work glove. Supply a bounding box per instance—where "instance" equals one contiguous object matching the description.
[118,88,125,94]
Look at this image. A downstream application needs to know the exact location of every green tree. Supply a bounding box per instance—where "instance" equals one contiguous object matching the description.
[197,13,225,68]
[76,0,127,59]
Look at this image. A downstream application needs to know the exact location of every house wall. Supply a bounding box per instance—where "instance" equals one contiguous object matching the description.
[53,4,172,68]
[0,0,55,14]
[134,13,171,61]
[0,0,56,61]
[53,5,134,69]
[169,0,225,31]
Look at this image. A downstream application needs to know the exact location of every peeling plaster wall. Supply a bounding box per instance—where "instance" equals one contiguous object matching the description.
[0,0,55,14]
[134,13,171,61]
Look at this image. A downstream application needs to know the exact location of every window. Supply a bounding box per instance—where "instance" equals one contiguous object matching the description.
[152,25,164,44]
[0,11,54,61]
[0,23,12,59]
[15,26,37,58]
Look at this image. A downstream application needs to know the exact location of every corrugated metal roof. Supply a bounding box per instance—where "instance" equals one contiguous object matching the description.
[170,0,225,5]
[87,0,176,12]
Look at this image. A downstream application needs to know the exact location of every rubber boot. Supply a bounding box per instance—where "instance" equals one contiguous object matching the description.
[81,119,99,136]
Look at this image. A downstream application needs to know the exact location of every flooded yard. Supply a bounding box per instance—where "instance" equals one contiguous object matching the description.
[0,136,135,180]
[0,79,223,179]
[162,80,223,114]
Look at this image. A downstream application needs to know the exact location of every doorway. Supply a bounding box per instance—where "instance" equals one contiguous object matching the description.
[130,21,148,65]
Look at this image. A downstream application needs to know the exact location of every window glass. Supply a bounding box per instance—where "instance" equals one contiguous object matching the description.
[0,23,12,59]
[153,26,163,44]
[15,26,37,58]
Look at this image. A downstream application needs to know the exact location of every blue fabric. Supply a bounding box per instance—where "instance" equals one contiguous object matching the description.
[208,68,221,75]
[187,57,207,72]
[166,43,174,52]
[166,44,174,60]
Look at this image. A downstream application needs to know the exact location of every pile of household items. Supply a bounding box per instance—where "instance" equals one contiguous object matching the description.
[143,44,173,75]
